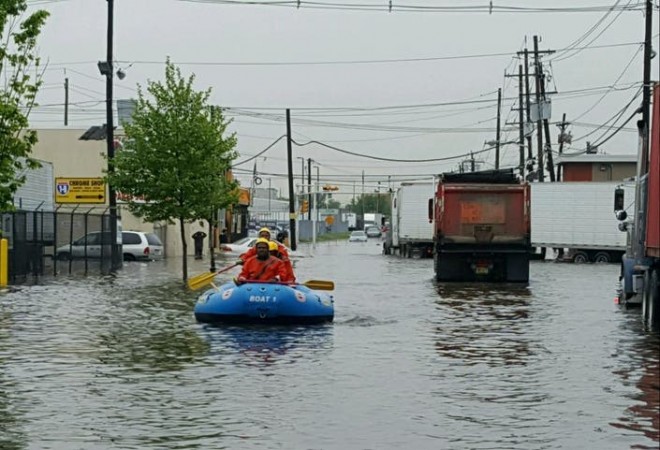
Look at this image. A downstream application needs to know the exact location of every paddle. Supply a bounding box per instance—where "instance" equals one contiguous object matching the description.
[235,279,335,291]
[299,279,335,291]
[187,263,239,291]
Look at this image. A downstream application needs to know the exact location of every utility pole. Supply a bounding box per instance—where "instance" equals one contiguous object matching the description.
[315,165,320,223]
[105,0,120,272]
[361,170,365,220]
[523,47,533,161]
[495,87,501,169]
[307,157,312,220]
[64,77,69,126]
[518,65,525,177]
[533,36,544,182]
[539,66,556,182]
[298,157,305,195]
[556,113,569,181]
[286,109,297,251]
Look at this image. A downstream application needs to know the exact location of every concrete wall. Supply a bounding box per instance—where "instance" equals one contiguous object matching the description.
[31,129,107,179]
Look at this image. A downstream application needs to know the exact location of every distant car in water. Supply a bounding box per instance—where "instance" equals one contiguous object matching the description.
[365,226,382,238]
[220,237,258,254]
[221,237,292,256]
[348,230,368,243]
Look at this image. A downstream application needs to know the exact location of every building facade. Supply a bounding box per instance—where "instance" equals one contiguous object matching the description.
[557,154,637,182]
[27,128,224,258]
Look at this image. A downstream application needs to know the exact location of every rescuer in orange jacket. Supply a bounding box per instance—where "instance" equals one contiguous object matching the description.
[239,227,289,264]
[236,238,287,284]
[268,241,296,284]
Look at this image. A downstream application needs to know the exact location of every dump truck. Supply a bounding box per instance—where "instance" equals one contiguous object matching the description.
[429,169,531,282]
[616,84,660,328]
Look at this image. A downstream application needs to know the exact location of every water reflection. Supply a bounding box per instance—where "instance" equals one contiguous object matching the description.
[198,324,334,368]
[0,309,26,450]
[609,331,660,448]
[433,283,535,367]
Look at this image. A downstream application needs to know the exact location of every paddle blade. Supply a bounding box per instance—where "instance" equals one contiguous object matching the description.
[187,263,239,291]
[187,271,219,291]
[302,279,335,291]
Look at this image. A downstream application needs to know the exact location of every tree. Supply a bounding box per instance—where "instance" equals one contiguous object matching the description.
[109,60,238,282]
[346,193,391,217]
[326,198,341,209]
[0,1,49,210]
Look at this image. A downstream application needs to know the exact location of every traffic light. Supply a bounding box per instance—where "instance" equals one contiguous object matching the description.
[301,200,309,213]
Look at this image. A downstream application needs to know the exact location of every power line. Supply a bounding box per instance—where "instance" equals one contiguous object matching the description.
[106,41,643,68]
[291,138,510,162]
[233,135,287,166]
[177,0,646,14]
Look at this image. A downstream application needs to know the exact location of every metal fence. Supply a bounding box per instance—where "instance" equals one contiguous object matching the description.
[1,206,117,283]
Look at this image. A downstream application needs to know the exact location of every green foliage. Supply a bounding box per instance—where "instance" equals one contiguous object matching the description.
[346,192,391,216]
[325,198,341,209]
[0,1,49,210]
[109,60,239,224]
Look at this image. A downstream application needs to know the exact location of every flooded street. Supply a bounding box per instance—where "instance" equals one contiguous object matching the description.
[0,241,658,449]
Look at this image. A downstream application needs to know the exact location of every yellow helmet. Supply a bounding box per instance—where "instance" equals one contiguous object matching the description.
[255,237,270,248]
[268,241,278,251]
[258,227,271,236]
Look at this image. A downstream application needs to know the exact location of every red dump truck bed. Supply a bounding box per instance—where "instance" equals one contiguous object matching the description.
[646,85,660,258]
[432,169,530,282]
[437,184,530,245]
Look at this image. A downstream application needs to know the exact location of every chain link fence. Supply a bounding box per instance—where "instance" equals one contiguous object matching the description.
[1,206,118,283]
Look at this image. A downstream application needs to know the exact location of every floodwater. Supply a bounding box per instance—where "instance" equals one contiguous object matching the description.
[0,241,658,450]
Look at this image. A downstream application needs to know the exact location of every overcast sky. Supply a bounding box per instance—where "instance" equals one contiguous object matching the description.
[26,0,659,199]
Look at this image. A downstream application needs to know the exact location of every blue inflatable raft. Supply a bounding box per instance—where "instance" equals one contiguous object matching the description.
[194,282,335,324]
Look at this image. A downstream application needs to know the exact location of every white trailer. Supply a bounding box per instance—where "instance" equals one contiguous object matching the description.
[342,212,357,230]
[531,182,635,263]
[363,212,383,230]
[386,181,435,258]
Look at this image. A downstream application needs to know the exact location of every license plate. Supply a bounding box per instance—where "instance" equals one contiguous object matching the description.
[475,266,489,275]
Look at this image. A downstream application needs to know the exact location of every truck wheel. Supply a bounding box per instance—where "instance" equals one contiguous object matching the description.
[647,269,660,328]
[592,252,611,263]
[572,251,589,264]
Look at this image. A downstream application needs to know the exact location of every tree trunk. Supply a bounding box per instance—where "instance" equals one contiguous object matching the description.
[180,217,188,282]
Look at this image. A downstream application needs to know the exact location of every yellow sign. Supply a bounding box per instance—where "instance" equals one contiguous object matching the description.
[55,177,106,204]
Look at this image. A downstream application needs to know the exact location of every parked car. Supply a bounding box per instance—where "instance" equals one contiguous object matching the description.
[220,237,257,254]
[348,230,368,243]
[55,230,164,261]
[122,230,164,261]
[220,237,293,256]
[365,226,382,238]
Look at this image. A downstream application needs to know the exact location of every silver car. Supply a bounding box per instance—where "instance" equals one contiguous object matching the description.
[348,230,368,243]
[121,230,164,261]
[56,230,164,261]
